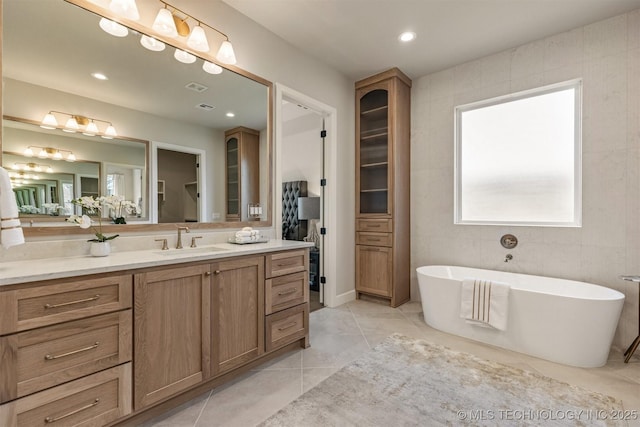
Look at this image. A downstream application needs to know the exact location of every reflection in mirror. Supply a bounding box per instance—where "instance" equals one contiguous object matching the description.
[2,117,147,222]
[2,0,271,233]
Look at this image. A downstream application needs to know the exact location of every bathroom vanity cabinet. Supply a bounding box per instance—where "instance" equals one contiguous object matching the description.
[0,244,310,426]
[355,68,411,307]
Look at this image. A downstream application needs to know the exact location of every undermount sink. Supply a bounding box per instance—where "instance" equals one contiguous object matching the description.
[154,245,229,256]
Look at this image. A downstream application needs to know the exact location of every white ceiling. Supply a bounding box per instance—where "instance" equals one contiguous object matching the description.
[222,0,640,80]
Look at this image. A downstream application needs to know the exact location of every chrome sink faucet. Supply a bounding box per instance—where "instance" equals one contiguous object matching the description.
[177,227,190,249]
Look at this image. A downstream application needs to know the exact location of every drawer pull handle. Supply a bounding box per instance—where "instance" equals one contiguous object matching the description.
[214,270,221,275]
[45,398,100,423]
[368,224,381,228]
[367,238,381,242]
[45,342,100,360]
[205,272,212,277]
[278,288,298,296]
[44,295,100,309]
[278,322,298,331]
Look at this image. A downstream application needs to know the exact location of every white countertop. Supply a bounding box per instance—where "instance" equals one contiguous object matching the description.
[0,240,314,286]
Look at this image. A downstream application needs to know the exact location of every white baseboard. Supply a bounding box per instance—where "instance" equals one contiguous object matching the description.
[327,289,356,308]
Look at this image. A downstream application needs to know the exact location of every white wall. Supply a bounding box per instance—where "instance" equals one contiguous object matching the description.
[197,1,355,298]
[282,111,323,197]
[1,1,356,298]
[411,9,640,350]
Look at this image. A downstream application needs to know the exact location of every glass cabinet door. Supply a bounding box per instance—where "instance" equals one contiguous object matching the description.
[359,89,389,215]
[226,136,239,219]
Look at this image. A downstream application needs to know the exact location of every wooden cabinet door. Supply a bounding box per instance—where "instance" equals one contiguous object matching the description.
[211,256,264,376]
[133,265,211,410]
[355,245,393,297]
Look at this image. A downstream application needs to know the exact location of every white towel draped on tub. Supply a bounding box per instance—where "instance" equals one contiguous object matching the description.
[0,167,25,249]
[460,278,510,331]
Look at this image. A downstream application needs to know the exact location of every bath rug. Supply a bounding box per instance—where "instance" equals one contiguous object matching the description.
[258,334,627,426]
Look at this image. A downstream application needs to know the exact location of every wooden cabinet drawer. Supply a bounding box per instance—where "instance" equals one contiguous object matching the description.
[0,363,131,427]
[356,218,393,232]
[0,274,132,335]
[265,304,309,352]
[0,311,132,403]
[265,271,308,315]
[356,231,392,247]
[266,250,308,278]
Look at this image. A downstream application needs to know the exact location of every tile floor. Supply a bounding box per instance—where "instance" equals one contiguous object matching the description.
[144,300,640,427]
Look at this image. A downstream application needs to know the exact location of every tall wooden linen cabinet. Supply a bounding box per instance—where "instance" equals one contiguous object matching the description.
[355,68,411,307]
[225,126,260,221]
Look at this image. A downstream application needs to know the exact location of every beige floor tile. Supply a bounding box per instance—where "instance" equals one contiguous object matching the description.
[302,332,370,368]
[142,300,640,426]
[251,349,302,371]
[195,369,302,427]
[142,390,210,427]
[302,367,339,393]
[309,307,360,336]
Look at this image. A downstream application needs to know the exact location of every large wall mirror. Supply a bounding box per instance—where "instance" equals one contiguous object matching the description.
[2,0,272,235]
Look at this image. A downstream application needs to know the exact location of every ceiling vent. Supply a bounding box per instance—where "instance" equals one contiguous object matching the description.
[196,103,216,111]
[185,82,208,93]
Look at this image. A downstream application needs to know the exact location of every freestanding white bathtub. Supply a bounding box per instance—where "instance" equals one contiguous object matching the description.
[416,265,625,368]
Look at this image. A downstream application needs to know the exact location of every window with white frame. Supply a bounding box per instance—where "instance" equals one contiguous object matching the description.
[454,80,582,227]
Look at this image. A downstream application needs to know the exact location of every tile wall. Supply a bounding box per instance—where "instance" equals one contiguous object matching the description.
[411,9,640,350]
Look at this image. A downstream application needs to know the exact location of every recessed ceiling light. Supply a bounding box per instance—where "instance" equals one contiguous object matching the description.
[91,72,109,81]
[226,112,235,118]
[398,31,416,42]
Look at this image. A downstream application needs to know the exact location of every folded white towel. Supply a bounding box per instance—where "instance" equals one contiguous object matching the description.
[236,230,261,238]
[460,278,509,331]
[0,167,24,249]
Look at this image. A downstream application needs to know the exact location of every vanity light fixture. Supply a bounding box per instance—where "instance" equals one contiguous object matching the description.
[154,0,237,64]
[152,6,178,37]
[108,0,140,21]
[140,35,166,52]
[202,61,223,75]
[24,146,76,162]
[12,162,54,173]
[99,17,129,37]
[174,48,196,64]
[187,25,209,52]
[39,111,118,139]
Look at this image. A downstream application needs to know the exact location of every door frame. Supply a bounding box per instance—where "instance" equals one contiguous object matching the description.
[151,141,206,224]
[274,83,338,308]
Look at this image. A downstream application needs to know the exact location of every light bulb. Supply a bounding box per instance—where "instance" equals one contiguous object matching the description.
[187,25,210,52]
[216,40,236,65]
[102,125,118,139]
[63,117,79,133]
[23,147,34,157]
[38,148,48,158]
[12,164,19,170]
[140,35,166,52]
[99,18,128,37]
[46,166,54,173]
[174,49,196,64]
[66,153,77,162]
[203,61,223,75]
[152,8,178,37]
[83,121,99,136]
[109,0,140,21]
[34,165,42,172]
[53,151,63,160]
[40,113,58,129]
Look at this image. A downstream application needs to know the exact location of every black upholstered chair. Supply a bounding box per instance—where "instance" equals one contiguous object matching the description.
[282,181,308,240]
